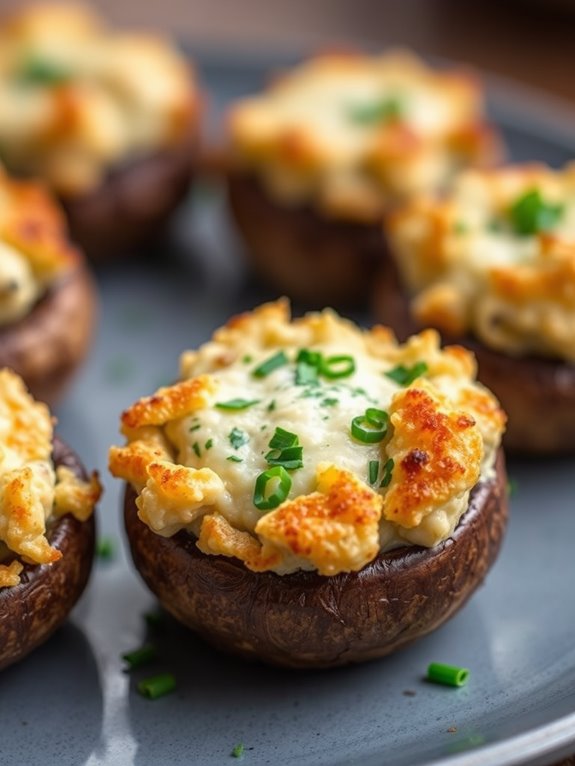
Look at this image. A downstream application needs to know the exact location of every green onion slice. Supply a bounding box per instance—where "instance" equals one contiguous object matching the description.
[18,56,72,86]
[509,188,564,235]
[137,673,176,699]
[380,457,394,488]
[348,94,404,125]
[265,445,304,470]
[268,427,299,450]
[229,427,249,449]
[122,644,157,670]
[215,398,260,411]
[253,466,292,510]
[231,743,245,758]
[351,407,389,443]
[385,361,428,386]
[96,537,115,561]
[426,662,469,688]
[295,348,322,385]
[252,350,288,378]
[227,455,243,463]
[368,460,379,485]
[320,354,356,379]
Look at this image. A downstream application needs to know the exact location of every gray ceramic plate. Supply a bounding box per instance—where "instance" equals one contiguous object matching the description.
[2,52,575,766]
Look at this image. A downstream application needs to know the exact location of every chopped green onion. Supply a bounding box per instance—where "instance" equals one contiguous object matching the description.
[229,427,249,450]
[265,445,304,470]
[321,398,339,407]
[216,399,260,411]
[227,455,243,463]
[427,662,469,688]
[189,424,201,432]
[252,351,288,378]
[385,361,428,386]
[253,466,292,510]
[96,537,115,561]
[242,355,253,364]
[268,427,299,450]
[122,644,157,670]
[348,94,404,125]
[368,460,379,485]
[295,349,322,385]
[192,442,201,458]
[509,188,564,235]
[205,439,213,450]
[231,743,245,758]
[267,400,276,412]
[351,407,389,443]
[380,457,394,487]
[453,221,468,235]
[18,56,72,86]
[320,354,356,380]
[507,478,518,497]
[137,673,176,699]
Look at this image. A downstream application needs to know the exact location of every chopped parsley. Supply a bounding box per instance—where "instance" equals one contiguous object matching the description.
[385,361,428,386]
[96,537,115,561]
[509,188,564,235]
[189,424,201,432]
[227,455,243,463]
[368,460,379,485]
[321,397,339,407]
[192,442,201,458]
[205,439,213,450]
[252,351,288,378]
[231,743,245,759]
[229,427,249,450]
[267,400,276,412]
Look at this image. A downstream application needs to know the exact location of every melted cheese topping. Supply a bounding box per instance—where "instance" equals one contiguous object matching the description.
[0,368,101,587]
[110,300,505,576]
[0,3,198,195]
[229,50,499,221]
[0,165,78,326]
[389,163,575,361]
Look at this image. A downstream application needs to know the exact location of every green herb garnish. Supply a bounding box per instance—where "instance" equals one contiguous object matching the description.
[253,351,288,378]
[267,400,276,412]
[453,221,468,235]
[18,55,72,86]
[227,455,243,463]
[231,743,245,759]
[351,407,389,444]
[509,188,564,235]
[229,427,249,450]
[380,457,394,487]
[320,354,356,380]
[321,397,339,407]
[385,361,428,386]
[216,399,260,411]
[368,460,379,485]
[137,673,176,700]
[426,662,469,688]
[253,466,292,511]
[205,439,213,450]
[189,424,201,432]
[265,445,303,470]
[348,94,404,125]
[192,442,201,458]
[122,644,157,670]
[96,537,115,561]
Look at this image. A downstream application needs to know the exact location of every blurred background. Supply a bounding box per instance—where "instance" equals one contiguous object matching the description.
[1,0,573,103]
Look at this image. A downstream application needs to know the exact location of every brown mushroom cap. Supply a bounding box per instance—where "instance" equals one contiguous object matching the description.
[0,266,97,407]
[124,450,507,669]
[63,130,198,262]
[228,172,386,308]
[0,436,96,671]
[373,258,575,454]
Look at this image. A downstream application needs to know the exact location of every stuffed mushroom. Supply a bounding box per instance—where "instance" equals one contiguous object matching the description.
[0,3,200,260]
[227,51,502,307]
[381,162,575,453]
[0,165,97,406]
[110,301,507,668]
[0,369,101,670]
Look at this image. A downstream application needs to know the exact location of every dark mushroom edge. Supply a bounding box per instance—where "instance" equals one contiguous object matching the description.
[0,436,96,671]
[0,266,97,407]
[124,449,507,669]
[373,256,575,454]
[228,171,387,309]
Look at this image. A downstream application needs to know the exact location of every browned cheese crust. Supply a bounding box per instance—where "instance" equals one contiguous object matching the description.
[228,172,386,308]
[0,437,96,671]
[374,257,575,454]
[0,267,97,407]
[63,131,197,261]
[123,450,507,669]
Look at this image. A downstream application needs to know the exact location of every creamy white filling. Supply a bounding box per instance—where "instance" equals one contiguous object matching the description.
[0,243,42,326]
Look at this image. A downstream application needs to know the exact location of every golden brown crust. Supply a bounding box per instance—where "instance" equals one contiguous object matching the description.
[0,265,97,406]
[0,436,96,670]
[373,254,575,453]
[228,171,386,308]
[123,449,507,668]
